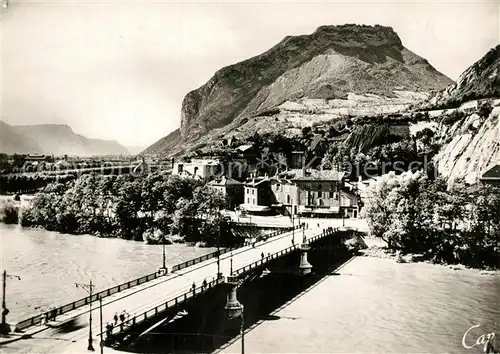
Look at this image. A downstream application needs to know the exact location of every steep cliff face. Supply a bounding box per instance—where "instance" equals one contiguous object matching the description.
[427,45,500,108]
[146,25,451,155]
[426,45,500,184]
[435,106,500,184]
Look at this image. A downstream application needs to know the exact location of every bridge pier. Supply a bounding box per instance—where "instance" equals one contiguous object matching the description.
[224,276,242,319]
[298,244,312,276]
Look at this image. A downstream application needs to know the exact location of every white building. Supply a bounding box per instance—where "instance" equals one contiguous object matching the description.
[172,159,221,179]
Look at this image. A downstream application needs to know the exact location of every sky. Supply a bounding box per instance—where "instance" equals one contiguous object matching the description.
[1,0,499,148]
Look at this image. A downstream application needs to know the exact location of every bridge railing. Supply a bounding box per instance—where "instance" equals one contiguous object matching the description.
[15,224,303,331]
[231,244,298,277]
[171,224,302,272]
[306,227,339,244]
[15,270,164,331]
[231,227,340,277]
[101,276,225,337]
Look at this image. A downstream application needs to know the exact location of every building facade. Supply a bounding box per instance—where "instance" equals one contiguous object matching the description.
[207,176,243,209]
[279,168,359,218]
[172,159,221,179]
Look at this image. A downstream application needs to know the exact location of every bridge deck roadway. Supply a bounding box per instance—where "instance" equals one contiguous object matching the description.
[3,224,326,354]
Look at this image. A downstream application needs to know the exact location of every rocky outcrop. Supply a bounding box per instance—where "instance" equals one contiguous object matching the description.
[427,45,500,109]
[435,106,500,184]
[146,24,452,155]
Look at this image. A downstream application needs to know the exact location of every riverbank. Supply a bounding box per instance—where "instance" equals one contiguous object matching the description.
[360,236,500,273]
[219,255,500,354]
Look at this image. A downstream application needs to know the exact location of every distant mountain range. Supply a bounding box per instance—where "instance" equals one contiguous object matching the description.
[0,122,130,156]
[143,24,453,156]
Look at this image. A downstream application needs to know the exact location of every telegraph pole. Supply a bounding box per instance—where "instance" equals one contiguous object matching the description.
[76,280,95,351]
[1,270,21,335]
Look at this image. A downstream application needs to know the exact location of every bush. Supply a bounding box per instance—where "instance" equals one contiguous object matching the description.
[0,201,19,224]
[478,102,493,118]
[344,235,368,254]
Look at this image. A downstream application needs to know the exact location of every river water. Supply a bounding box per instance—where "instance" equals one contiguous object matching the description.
[2,223,499,353]
[0,223,215,323]
[221,256,500,354]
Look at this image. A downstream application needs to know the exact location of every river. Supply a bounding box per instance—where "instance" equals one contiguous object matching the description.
[2,223,499,353]
[0,223,215,323]
[220,256,500,354]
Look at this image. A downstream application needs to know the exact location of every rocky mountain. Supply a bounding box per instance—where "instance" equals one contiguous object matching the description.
[434,103,500,184]
[0,122,130,156]
[144,24,452,156]
[427,45,500,109]
[420,45,500,184]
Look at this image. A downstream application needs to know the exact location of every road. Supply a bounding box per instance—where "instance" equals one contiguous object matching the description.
[2,222,333,354]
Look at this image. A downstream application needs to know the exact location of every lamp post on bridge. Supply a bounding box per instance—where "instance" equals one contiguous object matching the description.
[224,279,245,354]
[76,280,95,351]
[291,198,295,244]
[230,254,233,275]
[217,227,222,279]
[240,305,245,354]
[98,296,103,354]
[1,270,21,335]
[162,238,166,270]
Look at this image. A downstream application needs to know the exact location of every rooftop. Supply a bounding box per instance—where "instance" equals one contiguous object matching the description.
[235,144,254,152]
[244,176,270,187]
[480,164,500,181]
[279,169,345,181]
[208,176,242,186]
[177,159,220,166]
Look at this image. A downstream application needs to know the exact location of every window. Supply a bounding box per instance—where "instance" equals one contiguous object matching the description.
[318,184,322,191]
[329,191,334,198]
[287,195,290,203]
[252,189,255,195]
[276,183,280,191]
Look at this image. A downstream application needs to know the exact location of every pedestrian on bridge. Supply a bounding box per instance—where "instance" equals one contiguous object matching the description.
[105,322,113,339]
[192,282,196,291]
[40,312,47,325]
[113,312,118,325]
[203,279,207,288]
[261,252,264,260]
[119,311,126,323]
[50,307,57,321]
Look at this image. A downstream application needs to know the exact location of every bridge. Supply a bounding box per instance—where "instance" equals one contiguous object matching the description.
[2,223,356,354]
